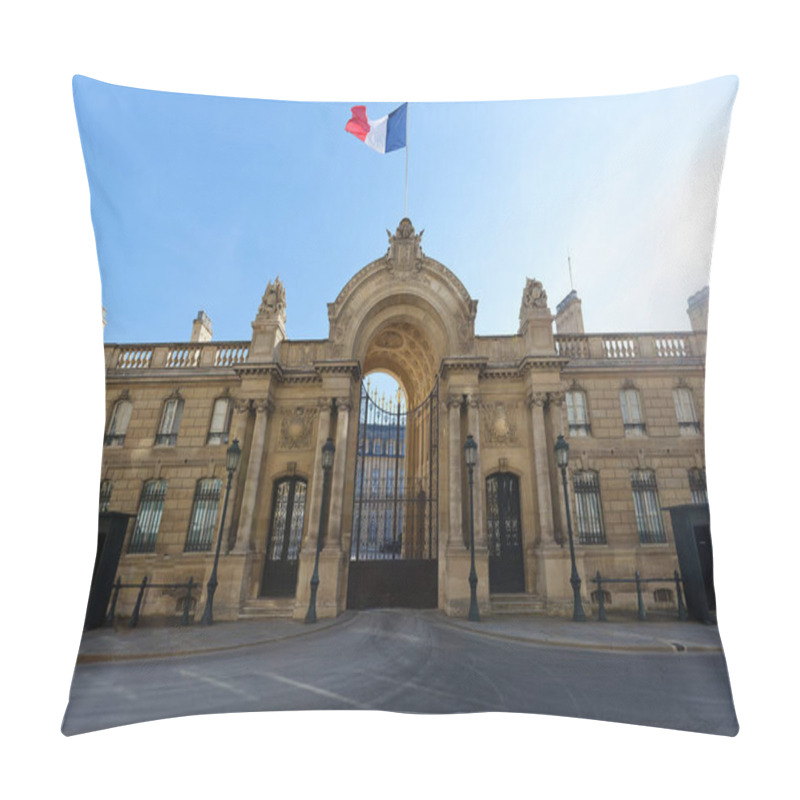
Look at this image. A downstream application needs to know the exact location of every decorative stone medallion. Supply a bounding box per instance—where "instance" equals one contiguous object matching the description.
[278,407,316,450]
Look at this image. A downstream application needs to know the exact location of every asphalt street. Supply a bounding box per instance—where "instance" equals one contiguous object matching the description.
[62,609,738,736]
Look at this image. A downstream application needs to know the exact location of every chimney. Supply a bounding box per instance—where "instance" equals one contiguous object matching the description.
[555,291,584,334]
[191,310,213,342]
[687,287,709,332]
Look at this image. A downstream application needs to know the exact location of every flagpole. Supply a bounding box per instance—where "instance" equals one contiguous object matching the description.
[404,104,409,218]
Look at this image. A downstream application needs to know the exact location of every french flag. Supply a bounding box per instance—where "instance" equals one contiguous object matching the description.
[345,103,407,153]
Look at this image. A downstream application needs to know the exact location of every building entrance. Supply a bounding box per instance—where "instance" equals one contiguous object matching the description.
[346,378,439,609]
[486,472,525,593]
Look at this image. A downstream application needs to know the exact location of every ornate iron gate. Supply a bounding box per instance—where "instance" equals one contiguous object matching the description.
[347,379,439,608]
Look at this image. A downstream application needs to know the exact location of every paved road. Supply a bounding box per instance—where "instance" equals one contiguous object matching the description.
[62,609,738,736]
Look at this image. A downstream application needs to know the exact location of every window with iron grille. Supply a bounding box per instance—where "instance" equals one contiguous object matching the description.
[566,390,591,436]
[129,479,167,553]
[99,479,112,513]
[105,398,132,446]
[673,387,700,435]
[573,470,606,544]
[620,388,645,436]
[689,467,708,504]
[630,469,666,543]
[207,398,232,445]
[184,478,222,551]
[653,588,674,603]
[155,396,183,446]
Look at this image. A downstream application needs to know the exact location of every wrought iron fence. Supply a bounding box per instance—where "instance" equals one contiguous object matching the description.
[105,576,198,628]
[589,570,687,622]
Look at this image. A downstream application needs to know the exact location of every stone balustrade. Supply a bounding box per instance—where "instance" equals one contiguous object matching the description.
[555,332,704,362]
[106,341,250,371]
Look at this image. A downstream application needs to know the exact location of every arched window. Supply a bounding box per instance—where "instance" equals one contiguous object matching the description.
[129,479,167,553]
[565,390,590,436]
[185,478,222,551]
[673,387,700,434]
[105,396,132,447]
[156,395,184,446]
[620,387,645,436]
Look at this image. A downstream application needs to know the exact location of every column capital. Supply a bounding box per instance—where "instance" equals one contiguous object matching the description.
[233,397,252,414]
[445,394,463,410]
[465,393,481,409]
[334,397,352,413]
[253,397,274,414]
[527,391,549,408]
[547,390,565,407]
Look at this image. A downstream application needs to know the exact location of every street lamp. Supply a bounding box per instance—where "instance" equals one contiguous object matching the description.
[305,437,336,624]
[465,434,480,622]
[200,437,242,625]
[554,434,585,622]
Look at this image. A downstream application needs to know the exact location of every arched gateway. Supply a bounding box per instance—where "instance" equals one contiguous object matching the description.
[102,217,704,624]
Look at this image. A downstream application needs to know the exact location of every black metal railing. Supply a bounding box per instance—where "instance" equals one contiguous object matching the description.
[589,570,687,622]
[105,576,198,628]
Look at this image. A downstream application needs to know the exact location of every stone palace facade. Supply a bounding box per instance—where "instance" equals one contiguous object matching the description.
[97,219,710,622]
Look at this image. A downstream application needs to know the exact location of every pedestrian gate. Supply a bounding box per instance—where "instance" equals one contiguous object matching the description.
[346,379,439,608]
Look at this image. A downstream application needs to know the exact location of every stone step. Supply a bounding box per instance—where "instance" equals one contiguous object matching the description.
[238,597,295,619]
[490,593,547,614]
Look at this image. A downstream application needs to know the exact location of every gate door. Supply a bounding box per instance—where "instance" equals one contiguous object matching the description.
[486,473,525,593]
[260,477,307,597]
[347,379,439,609]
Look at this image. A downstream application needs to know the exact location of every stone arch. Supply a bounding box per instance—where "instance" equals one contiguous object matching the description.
[327,219,477,406]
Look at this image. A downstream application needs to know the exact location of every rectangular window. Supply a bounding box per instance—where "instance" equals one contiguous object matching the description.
[689,468,708,504]
[673,388,700,435]
[573,471,606,544]
[566,391,590,437]
[185,478,222,551]
[156,397,183,446]
[129,479,167,553]
[631,469,666,543]
[620,389,645,436]
[99,480,112,513]
[207,398,232,445]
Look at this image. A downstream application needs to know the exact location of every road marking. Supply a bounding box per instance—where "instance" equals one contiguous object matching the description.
[254,671,366,708]
[177,667,258,701]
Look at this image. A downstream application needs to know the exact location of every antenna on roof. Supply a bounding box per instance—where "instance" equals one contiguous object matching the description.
[567,251,575,292]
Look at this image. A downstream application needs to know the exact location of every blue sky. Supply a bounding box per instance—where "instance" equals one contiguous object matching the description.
[74,75,737,346]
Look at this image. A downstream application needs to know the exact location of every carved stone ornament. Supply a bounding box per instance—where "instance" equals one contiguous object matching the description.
[278,407,316,450]
[257,276,287,320]
[527,391,549,408]
[481,402,520,447]
[521,278,549,311]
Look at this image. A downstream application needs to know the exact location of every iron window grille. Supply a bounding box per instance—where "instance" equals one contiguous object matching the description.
[620,388,646,436]
[630,469,666,543]
[566,391,591,437]
[689,467,708,504]
[184,478,222,552]
[155,397,183,446]
[573,470,606,544]
[206,398,232,445]
[99,479,112,513]
[673,387,701,435]
[104,398,132,447]
[129,479,167,553]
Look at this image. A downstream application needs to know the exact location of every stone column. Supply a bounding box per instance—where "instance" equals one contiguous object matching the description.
[233,397,271,554]
[528,391,556,545]
[303,399,333,552]
[446,395,464,547]
[325,397,350,550]
[546,391,567,543]
[466,394,486,547]
[224,398,251,551]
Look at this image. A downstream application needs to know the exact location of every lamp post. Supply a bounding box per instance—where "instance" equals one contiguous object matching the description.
[305,437,336,624]
[200,437,242,626]
[465,434,480,622]
[554,434,585,622]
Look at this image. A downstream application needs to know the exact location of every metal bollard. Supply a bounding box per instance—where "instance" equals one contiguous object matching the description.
[635,570,646,620]
[106,576,122,627]
[596,571,607,621]
[674,570,687,621]
[130,576,147,628]
[181,577,194,626]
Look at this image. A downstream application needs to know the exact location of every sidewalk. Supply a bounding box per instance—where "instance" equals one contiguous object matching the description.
[74,609,724,664]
